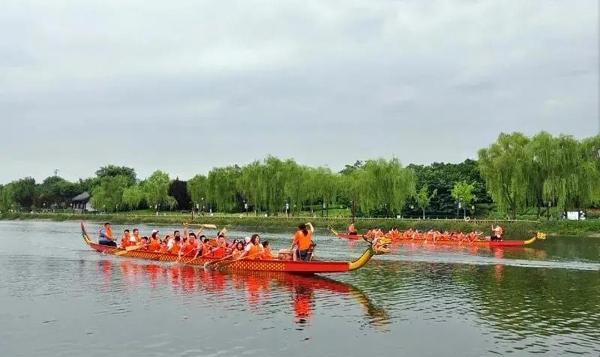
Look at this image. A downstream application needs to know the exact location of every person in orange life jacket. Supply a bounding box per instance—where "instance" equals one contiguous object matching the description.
[237,234,263,260]
[99,223,116,247]
[120,229,132,248]
[291,223,314,261]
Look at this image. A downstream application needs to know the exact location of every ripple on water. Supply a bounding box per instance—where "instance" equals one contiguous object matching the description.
[1,221,600,356]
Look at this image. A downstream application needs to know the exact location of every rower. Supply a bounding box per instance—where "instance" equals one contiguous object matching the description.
[291,223,314,261]
[262,240,274,259]
[148,232,161,252]
[347,223,358,236]
[120,229,131,248]
[132,228,141,244]
[491,225,504,241]
[238,234,262,260]
[98,222,117,247]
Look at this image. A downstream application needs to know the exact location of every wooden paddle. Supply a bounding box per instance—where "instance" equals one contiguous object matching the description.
[114,244,148,256]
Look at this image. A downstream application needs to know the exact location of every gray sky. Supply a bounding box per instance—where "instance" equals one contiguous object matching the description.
[1,0,598,183]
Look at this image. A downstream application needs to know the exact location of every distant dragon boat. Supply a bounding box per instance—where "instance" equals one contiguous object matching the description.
[81,223,391,274]
[331,228,547,248]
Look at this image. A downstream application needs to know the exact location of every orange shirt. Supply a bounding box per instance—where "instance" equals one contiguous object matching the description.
[293,231,312,251]
[212,246,226,258]
[245,243,261,259]
[262,247,274,260]
[181,242,195,256]
[171,244,181,255]
[159,243,168,254]
[148,238,161,252]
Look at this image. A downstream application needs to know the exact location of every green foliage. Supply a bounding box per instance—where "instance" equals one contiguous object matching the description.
[207,166,240,212]
[478,133,531,219]
[407,159,490,218]
[11,177,37,209]
[358,158,416,217]
[187,174,208,208]
[415,185,437,219]
[480,132,600,219]
[37,176,80,208]
[142,171,175,210]
[451,181,476,218]
[95,165,137,186]
[91,175,131,212]
[122,185,145,210]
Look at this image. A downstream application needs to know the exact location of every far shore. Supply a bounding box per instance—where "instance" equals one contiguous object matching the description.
[1,212,599,238]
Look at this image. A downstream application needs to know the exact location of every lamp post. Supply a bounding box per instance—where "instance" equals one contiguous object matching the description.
[244,201,248,216]
[285,202,289,217]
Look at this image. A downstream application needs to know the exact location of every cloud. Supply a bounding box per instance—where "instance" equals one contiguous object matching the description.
[0,0,597,183]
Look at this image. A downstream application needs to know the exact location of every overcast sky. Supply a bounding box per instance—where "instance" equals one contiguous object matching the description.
[1,0,598,183]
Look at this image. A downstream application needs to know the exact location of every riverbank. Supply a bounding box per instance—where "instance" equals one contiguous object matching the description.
[2,212,599,238]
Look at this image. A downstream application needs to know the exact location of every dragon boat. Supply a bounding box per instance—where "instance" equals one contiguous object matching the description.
[332,228,547,248]
[81,223,390,274]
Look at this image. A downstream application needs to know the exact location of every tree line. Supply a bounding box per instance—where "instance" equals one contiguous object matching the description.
[1,132,598,219]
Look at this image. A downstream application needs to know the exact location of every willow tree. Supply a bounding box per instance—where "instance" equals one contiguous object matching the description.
[237,161,266,214]
[478,133,530,219]
[91,175,131,212]
[359,158,415,217]
[0,184,14,211]
[122,185,145,210]
[526,131,559,217]
[282,159,307,215]
[187,174,208,211]
[142,170,176,211]
[207,166,240,212]
[304,167,338,215]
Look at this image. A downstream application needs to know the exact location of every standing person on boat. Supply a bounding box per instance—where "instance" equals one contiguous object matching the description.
[98,223,117,247]
[491,225,504,241]
[347,223,358,236]
[291,223,314,261]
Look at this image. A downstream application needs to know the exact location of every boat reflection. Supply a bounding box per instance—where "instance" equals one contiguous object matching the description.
[96,259,389,329]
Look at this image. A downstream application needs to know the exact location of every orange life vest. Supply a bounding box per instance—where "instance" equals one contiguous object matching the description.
[293,231,312,251]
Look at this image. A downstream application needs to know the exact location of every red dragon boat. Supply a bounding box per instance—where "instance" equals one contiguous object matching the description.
[81,223,391,274]
[332,228,547,248]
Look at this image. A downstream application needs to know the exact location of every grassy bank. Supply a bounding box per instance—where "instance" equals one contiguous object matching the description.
[2,211,599,238]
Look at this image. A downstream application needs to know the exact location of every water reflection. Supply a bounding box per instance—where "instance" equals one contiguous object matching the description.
[96,259,390,329]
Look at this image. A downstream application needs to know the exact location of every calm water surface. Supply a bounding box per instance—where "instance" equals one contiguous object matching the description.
[0,220,599,356]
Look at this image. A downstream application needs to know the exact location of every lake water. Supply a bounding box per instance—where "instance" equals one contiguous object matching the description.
[1,220,599,356]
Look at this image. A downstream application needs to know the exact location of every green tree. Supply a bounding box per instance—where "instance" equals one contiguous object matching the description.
[478,132,530,219]
[207,166,240,212]
[11,177,37,210]
[187,174,208,211]
[95,165,137,186]
[91,175,130,212]
[38,176,80,208]
[451,181,476,218]
[359,158,416,217]
[0,184,14,211]
[122,185,145,210]
[415,185,437,219]
[142,171,175,211]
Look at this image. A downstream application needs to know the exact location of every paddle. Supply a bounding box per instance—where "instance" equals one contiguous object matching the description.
[115,244,147,256]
